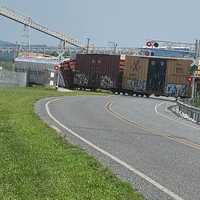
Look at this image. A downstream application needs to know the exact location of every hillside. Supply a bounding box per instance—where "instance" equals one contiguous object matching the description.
[0,40,16,47]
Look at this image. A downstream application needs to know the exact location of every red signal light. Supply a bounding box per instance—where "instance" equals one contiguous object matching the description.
[186,76,192,84]
[146,41,159,48]
[146,41,152,47]
[54,65,59,71]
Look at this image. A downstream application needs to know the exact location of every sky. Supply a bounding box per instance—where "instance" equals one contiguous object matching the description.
[0,0,200,48]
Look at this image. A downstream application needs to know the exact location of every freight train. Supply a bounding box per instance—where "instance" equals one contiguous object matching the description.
[60,54,193,98]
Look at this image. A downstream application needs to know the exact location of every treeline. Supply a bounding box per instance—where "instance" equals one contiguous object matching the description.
[0,61,15,71]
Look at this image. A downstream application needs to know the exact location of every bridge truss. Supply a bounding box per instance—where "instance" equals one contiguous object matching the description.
[0,6,85,49]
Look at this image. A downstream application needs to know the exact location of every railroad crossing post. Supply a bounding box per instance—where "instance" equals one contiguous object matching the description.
[192,75,195,99]
[56,65,60,90]
[192,40,200,99]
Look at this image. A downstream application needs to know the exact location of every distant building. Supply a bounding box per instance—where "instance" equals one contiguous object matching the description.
[14,54,61,86]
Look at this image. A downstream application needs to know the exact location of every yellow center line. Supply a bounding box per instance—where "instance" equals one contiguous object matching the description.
[105,101,200,151]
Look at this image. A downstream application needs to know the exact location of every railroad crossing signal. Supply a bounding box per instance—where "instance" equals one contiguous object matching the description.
[191,64,198,72]
[146,41,159,48]
[54,65,60,71]
[186,76,192,86]
[187,76,192,82]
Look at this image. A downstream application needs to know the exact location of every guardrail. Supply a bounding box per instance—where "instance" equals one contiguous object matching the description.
[177,100,200,124]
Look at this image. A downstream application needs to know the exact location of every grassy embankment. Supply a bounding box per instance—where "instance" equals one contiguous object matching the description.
[0,87,143,200]
[192,97,200,108]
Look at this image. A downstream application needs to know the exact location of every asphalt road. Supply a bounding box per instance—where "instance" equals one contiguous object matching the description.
[36,95,200,200]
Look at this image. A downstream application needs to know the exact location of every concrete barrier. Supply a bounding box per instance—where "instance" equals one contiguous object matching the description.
[0,69,27,87]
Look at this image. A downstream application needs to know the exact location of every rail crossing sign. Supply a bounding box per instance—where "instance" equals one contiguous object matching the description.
[146,41,159,48]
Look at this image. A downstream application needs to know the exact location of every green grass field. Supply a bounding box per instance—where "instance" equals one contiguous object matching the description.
[192,96,200,108]
[0,87,143,200]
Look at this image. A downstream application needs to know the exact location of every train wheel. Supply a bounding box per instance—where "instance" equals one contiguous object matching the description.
[129,92,133,96]
[146,94,150,98]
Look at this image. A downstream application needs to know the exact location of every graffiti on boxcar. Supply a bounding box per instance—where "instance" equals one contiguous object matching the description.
[130,60,140,79]
[133,80,146,91]
[74,73,88,86]
[125,80,134,90]
[100,75,113,88]
[165,84,187,97]
[126,80,146,91]
[132,60,140,71]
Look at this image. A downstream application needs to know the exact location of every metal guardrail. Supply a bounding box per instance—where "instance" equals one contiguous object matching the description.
[177,100,200,124]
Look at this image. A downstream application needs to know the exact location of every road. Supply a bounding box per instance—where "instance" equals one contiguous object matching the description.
[36,95,200,200]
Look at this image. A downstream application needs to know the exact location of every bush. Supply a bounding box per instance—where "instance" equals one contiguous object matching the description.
[192,96,200,107]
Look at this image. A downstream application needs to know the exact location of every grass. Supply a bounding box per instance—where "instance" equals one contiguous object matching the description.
[192,97,200,108]
[0,87,143,200]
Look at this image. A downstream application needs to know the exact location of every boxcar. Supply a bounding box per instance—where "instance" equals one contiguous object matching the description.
[122,56,193,97]
[61,54,193,98]
[59,59,75,89]
[74,54,122,91]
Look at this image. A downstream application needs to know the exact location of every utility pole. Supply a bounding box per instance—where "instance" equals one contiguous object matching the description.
[108,41,118,54]
[86,38,90,54]
[192,39,199,99]
[113,42,117,54]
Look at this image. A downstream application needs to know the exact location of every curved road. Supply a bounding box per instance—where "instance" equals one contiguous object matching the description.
[36,95,200,200]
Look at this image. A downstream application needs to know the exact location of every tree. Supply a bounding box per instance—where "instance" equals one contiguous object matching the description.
[50,51,59,57]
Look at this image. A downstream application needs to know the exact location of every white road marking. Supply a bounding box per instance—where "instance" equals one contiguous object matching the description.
[50,125,62,133]
[155,102,200,130]
[164,102,171,114]
[107,101,200,150]
[45,97,184,200]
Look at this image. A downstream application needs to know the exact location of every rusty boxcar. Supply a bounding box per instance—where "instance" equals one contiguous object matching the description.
[122,56,193,97]
[74,54,122,91]
[122,56,149,96]
[59,59,75,89]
